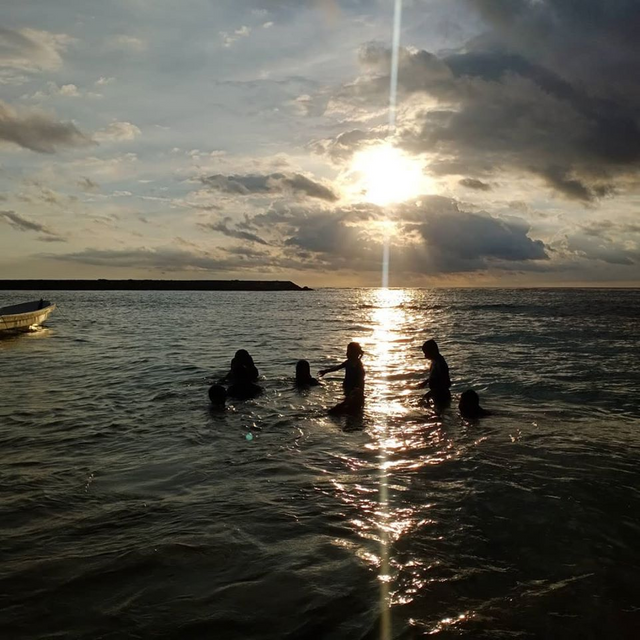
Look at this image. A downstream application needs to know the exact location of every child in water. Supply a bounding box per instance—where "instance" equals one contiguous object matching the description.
[295,359,320,388]
[208,384,227,410]
[420,339,451,412]
[319,342,365,395]
[458,390,491,420]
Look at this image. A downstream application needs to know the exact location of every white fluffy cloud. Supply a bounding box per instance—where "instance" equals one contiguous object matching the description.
[94,121,141,142]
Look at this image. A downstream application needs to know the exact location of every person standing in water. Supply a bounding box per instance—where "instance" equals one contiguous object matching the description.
[319,342,365,395]
[419,339,451,412]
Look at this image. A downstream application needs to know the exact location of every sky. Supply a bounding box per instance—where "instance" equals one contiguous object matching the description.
[1,0,639,287]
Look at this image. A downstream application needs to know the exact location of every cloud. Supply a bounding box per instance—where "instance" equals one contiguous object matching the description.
[0,100,91,153]
[51,244,269,272]
[459,177,491,191]
[220,25,252,48]
[78,176,100,192]
[316,0,640,202]
[201,172,338,201]
[0,209,64,240]
[25,81,103,101]
[50,191,552,277]
[107,35,147,53]
[198,216,270,245]
[404,204,548,272]
[94,121,141,142]
[0,27,72,72]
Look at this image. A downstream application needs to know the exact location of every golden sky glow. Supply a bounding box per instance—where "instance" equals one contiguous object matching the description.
[342,144,433,206]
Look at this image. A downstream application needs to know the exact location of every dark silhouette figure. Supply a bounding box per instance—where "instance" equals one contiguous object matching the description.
[459,390,491,420]
[208,384,227,409]
[295,359,320,388]
[228,381,263,400]
[420,339,451,413]
[328,386,365,416]
[222,349,263,399]
[319,341,365,395]
[223,349,259,383]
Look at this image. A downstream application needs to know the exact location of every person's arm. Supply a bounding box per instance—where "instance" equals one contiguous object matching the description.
[319,361,346,377]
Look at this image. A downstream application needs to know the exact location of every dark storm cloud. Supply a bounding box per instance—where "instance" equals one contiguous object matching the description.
[318,0,640,201]
[0,209,64,240]
[201,172,338,201]
[0,100,92,153]
[410,207,548,266]
[242,196,548,275]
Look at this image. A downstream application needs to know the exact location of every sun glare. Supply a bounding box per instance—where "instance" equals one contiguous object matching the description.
[347,144,431,206]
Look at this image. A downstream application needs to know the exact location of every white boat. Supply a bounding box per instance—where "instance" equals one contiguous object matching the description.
[0,299,56,333]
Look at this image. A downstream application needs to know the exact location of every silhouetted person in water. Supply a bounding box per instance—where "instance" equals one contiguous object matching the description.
[459,390,491,420]
[328,386,365,416]
[208,384,227,410]
[319,341,365,395]
[223,349,259,383]
[420,339,451,413]
[295,359,320,388]
[223,349,262,399]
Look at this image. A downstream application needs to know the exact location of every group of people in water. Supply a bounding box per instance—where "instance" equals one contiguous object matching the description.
[208,338,490,421]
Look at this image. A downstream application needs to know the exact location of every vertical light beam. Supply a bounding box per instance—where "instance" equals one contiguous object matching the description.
[388,0,403,134]
[380,10,402,640]
[382,0,403,290]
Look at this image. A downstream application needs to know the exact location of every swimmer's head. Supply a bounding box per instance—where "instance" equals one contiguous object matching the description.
[346,342,364,360]
[459,389,480,410]
[459,389,484,419]
[208,384,227,407]
[296,359,311,380]
[234,349,254,365]
[422,339,439,359]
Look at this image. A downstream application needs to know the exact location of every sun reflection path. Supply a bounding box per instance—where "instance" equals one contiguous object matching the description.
[368,288,409,640]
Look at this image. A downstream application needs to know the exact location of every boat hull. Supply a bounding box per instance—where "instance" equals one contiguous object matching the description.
[0,302,56,333]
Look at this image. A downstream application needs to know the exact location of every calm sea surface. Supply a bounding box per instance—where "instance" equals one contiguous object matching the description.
[1,288,639,639]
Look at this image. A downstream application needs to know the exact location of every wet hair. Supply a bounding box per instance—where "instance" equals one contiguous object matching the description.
[422,339,440,358]
[208,384,227,406]
[296,359,311,380]
[346,342,364,360]
[234,349,255,366]
[229,349,259,383]
[459,389,488,419]
[459,389,479,409]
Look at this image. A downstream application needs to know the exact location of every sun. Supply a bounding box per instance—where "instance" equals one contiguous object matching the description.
[344,143,432,206]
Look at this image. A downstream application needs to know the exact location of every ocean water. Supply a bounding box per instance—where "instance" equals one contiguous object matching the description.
[1,288,639,639]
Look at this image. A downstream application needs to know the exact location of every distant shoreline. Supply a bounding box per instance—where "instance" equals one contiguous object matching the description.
[0,279,311,292]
